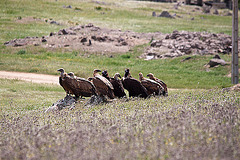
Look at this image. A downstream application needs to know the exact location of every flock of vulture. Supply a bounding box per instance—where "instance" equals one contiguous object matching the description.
[57,68,168,101]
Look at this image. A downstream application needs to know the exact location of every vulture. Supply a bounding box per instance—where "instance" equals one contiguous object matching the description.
[147,73,168,96]
[102,70,126,98]
[122,69,148,98]
[57,68,97,99]
[91,69,115,99]
[139,72,163,96]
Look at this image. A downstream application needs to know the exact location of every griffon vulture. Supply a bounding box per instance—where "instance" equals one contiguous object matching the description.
[57,68,74,96]
[102,70,126,98]
[58,68,97,99]
[147,73,168,96]
[139,72,163,96]
[122,69,148,98]
[92,69,115,99]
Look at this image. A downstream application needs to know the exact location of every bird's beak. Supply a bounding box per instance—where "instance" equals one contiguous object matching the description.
[146,74,150,77]
[57,69,62,72]
[118,75,122,79]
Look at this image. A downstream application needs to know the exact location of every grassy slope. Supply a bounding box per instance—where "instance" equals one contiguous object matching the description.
[0,0,237,89]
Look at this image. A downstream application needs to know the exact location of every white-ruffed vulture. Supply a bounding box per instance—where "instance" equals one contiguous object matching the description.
[102,70,126,98]
[139,72,163,96]
[122,69,148,98]
[91,69,115,99]
[57,68,97,99]
[147,73,168,96]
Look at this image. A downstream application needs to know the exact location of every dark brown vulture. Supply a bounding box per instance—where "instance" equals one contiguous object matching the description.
[139,72,163,96]
[57,68,74,96]
[57,68,97,100]
[147,73,168,96]
[92,69,115,99]
[122,69,148,98]
[102,70,126,98]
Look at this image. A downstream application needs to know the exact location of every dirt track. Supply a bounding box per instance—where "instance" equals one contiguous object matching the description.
[0,71,59,85]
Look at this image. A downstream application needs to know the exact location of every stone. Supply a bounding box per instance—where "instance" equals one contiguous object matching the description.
[152,11,156,17]
[42,38,47,42]
[81,37,87,43]
[208,58,226,67]
[213,9,219,15]
[158,11,175,19]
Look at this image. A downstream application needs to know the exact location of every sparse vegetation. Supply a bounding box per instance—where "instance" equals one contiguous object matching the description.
[0,79,240,159]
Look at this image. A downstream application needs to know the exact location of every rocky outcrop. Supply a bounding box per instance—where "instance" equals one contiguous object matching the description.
[141,30,232,60]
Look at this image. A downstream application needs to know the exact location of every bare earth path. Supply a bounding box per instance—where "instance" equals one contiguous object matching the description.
[0,71,59,85]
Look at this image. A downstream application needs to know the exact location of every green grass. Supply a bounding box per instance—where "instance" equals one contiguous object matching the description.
[0,0,234,44]
[0,44,233,89]
[0,78,64,112]
[0,0,238,89]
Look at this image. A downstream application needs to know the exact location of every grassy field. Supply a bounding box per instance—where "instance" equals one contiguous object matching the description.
[1,0,240,159]
[1,79,240,159]
[0,0,237,89]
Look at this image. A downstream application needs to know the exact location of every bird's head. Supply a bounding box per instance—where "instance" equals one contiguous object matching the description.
[102,70,108,78]
[124,68,130,78]
[93,69,101,76]
[68,72,75,78]
[57,68,64,73]
[114,73,121,80]
[139,72,144,80]
[146,73,154,79]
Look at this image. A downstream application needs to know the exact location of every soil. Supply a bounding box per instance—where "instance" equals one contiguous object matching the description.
[0,71,59,85]
[4,23,165,54]
[4,23,235,59]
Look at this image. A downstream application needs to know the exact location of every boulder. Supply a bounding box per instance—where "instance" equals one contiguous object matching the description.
[158,11,175,19]
[207,55,226,67]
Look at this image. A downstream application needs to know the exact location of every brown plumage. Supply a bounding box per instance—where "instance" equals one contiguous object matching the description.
[122,69,148,98]
[57,68,74,96]
[147,73,168,96]
[139,72,163,96]
[57,68,97,99]
[92,69,115,99]
[102,70,126,98]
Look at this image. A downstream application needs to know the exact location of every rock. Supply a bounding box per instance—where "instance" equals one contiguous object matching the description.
[213,54,221,59]
[223,11,232,16]
[50,20,60,25]
[152,11,156,17]
[181,56,192,62]
[202,5,211,13]
[213,9,219,15]
[121,41,128,46]
[158,11,175,19]
[88,39,92,46]
[150,40,162,47]
[86,23,94,27]
[66,5,72,8]
[58,29,68,35]
[223,84,240,92]
[61,29,68,35]
[42,38,47,42]
[49,32,55,36]
[45,95,76,112]
[208,58,226,67]
[81,37,87,43]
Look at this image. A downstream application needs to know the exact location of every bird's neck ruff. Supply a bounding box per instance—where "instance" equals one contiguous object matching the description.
[60,71,65,78]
